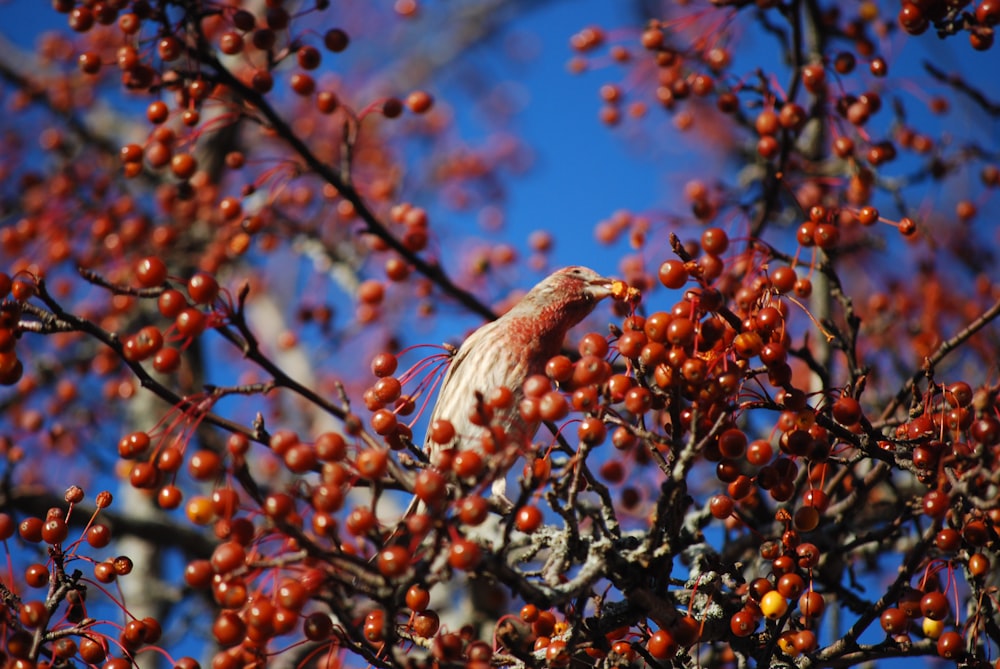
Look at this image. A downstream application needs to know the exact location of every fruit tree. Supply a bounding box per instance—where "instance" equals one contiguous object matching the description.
[1,1,999,668]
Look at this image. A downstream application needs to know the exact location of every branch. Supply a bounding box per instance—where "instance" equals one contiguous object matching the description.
[19,288,268,446]
[808,523,938,665]
[924,61,1000,117]
[881,294,1000,421]
[192,46,498,323]
[4,488,214,559]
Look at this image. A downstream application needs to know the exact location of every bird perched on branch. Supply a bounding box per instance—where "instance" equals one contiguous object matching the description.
[424,266,634,502]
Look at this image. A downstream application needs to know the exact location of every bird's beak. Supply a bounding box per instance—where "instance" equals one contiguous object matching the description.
[583,276,616,301]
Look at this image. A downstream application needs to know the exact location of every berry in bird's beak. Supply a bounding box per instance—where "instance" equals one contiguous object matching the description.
[611,279,641,303]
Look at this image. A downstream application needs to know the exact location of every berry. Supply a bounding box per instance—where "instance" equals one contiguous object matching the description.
[937,631,964,659]
[187,273,219,304]
[147,101,169,124]
[658,260,688,289]
[920,591,949,620]
[880,607,907,634]
[406,90,434,113]
[760,591,788,619]
[448,539,482,570]
[515,505,543,533]
[730,610,757,637]
[376,545,411,577]
[324,29,350,52]
[646,630,677,660]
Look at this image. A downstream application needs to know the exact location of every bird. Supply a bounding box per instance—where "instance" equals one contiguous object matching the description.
[423,266,625,503]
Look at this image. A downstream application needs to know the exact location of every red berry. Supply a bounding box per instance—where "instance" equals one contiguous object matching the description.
[187,272,219,304]
[324,28,350,52]
[658,260,688,289]
[937,630,964,659]
[135,257,167,286]
[376,545,411,578]
[880,607,908,634]
[147,101,169,124]
[646,630,677,659]
[708,494,734,519]
[515,505,543,533]
[730,610,756,637]
[701,227,729,255]
[920,591,949,620]
[448,539,482,570]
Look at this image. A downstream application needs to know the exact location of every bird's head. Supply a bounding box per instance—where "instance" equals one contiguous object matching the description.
[552,266,616,301]
[550,266,640,305]
[506,266,638,330]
